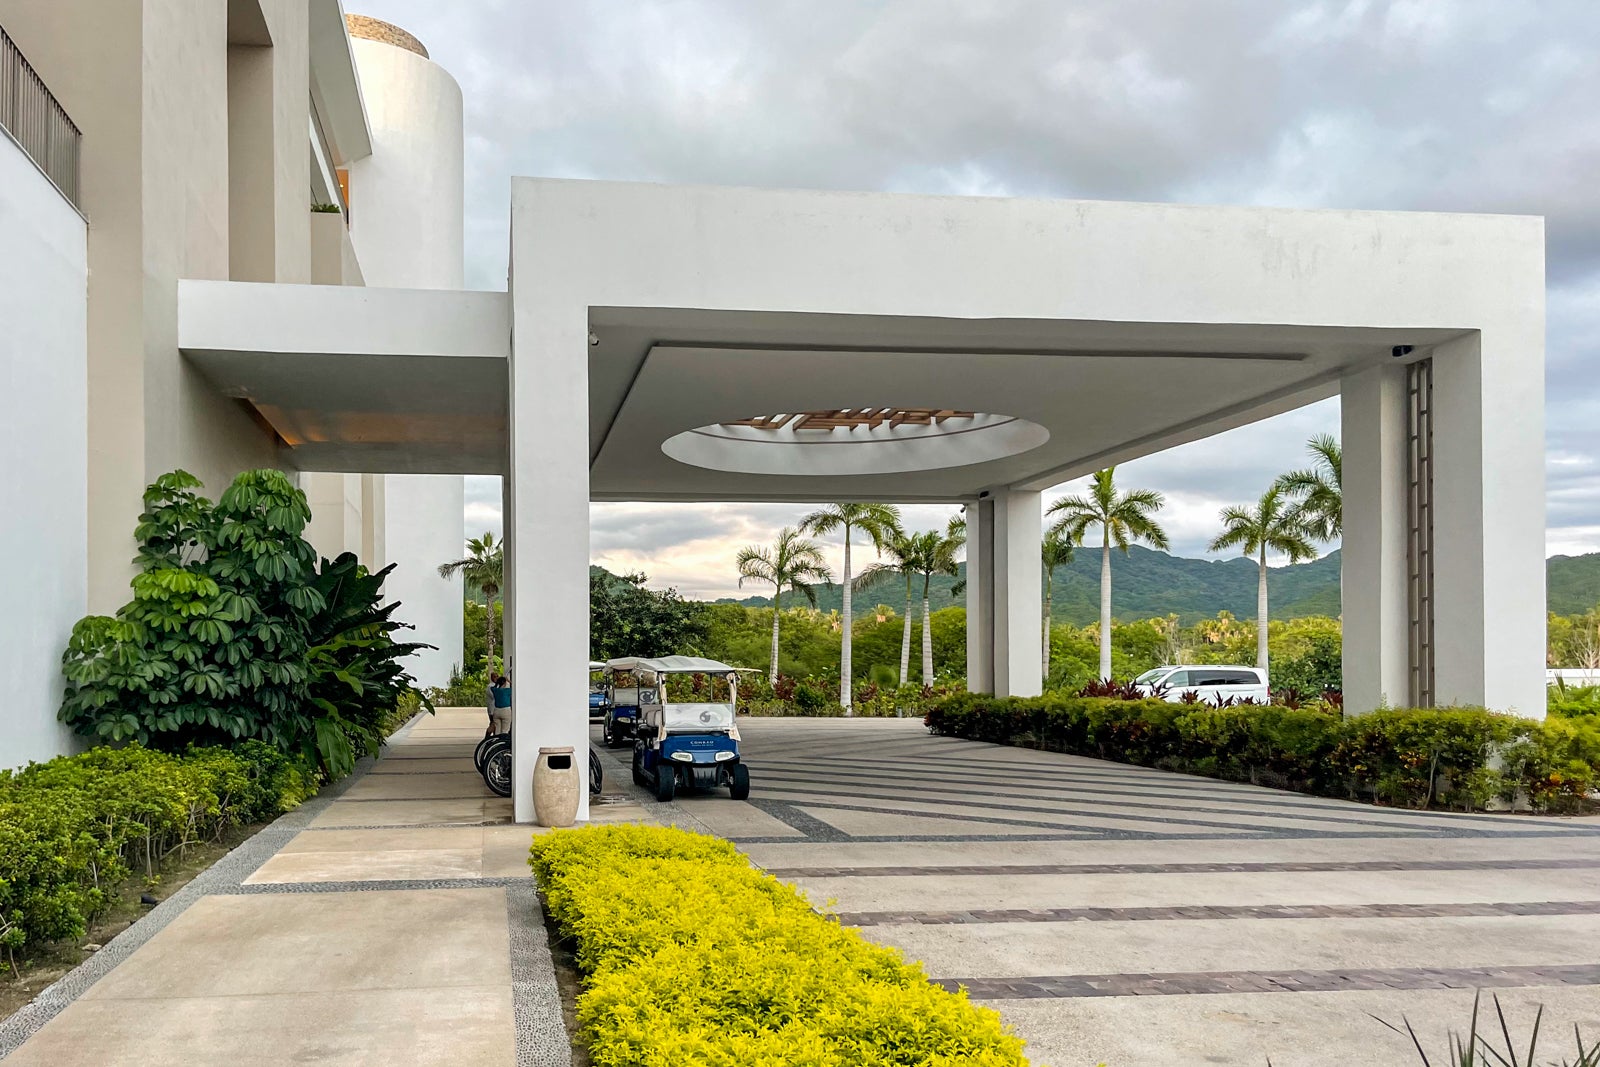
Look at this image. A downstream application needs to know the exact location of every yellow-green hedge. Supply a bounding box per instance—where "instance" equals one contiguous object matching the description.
[529,824,1030,1067]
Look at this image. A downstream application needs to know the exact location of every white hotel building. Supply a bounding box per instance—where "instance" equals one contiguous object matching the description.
[1,4,465,765]
[2,3,1548,825]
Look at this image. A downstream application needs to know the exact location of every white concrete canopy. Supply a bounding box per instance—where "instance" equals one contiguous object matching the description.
[510,178,1545,821]
[173,179,1545,824]
[178,280,509,474]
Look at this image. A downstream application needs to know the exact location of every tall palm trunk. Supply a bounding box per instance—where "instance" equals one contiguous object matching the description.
[921,575,934,685]
[1042,572,1052,678]
[768,589,782,684]
[899,574,913,686]
[1256,546,1270,674]
[840,532,853,713]
[1099,529,1113,680]
[485,593,497,673]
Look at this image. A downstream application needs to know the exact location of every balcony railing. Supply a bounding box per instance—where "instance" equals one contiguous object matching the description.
[1,23,81,208]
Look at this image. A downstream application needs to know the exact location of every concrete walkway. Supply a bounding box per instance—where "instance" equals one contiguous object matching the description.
[635,716,1600,1067]
[0,708,646,1066]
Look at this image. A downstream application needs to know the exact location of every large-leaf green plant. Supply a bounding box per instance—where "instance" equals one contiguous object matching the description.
[60,469,427,776]
[305,552,434,776]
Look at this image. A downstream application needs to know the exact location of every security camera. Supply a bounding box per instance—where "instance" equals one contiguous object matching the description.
[1391,345,1414,359]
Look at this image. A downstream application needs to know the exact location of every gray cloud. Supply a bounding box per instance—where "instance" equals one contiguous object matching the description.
[359,0,1600,585]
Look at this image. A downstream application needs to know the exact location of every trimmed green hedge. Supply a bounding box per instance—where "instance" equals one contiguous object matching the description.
[925,695,1600,813]
[0,742,315,960]
[530,824,1030,1066]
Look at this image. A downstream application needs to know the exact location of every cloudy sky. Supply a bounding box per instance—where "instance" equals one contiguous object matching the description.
[364,0,1600,600]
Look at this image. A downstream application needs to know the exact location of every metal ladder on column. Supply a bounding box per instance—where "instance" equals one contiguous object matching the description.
[1406,358,1435,708]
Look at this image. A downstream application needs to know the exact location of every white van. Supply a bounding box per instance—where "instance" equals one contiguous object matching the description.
[1133,665,1270,705]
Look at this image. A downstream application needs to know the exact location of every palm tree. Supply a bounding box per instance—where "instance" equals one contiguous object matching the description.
[1041,531,1074,678]
[735,527,833,684]
[1047,467,1169,681]
[946,514,968,596]
[1275,433,1342,543]
[1208,484,1318,674]
[438,532,504,672]
[912,529,962,684]
[855,532,922,686]
[799,503,902,710]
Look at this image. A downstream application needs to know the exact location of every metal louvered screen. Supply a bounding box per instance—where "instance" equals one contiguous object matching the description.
[1406,358,1435,707]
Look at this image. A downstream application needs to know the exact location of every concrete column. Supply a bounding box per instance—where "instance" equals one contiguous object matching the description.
[507,312,590,823]
[964,500,993,694]
[966,490,1042,697]
[1430,332,1546,716]
[227,43,276,282]
[992,488,1043,698]
[1339,364,1411,713]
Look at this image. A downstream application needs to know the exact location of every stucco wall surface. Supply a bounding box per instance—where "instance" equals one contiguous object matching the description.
[0,137,88,767]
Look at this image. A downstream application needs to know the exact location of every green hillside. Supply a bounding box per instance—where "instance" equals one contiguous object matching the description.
[717,546,1342,625]
[716,547,1600,625]
[1548,553,1600,615]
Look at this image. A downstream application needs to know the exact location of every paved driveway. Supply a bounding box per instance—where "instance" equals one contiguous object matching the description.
[634,716,1600,1067]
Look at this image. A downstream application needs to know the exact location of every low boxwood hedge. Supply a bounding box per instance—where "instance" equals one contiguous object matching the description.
[0,742,315,961]
[530,824,1030,1066]
[925,694,1600,812]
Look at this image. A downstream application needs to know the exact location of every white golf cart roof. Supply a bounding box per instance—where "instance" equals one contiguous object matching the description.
[588,661,607,671]
[604,655,751,675]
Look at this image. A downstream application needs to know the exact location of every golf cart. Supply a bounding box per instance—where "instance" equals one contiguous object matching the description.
[600,660,650,748]
[608,656,753,802]
[588,661,610,720]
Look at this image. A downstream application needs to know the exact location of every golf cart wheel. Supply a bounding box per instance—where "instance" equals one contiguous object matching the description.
[473,733,500,771]
[589,749,603,797]
[483,745,513,798]
[729,763,750,801]
[631,746,647,787]
[601,719,614,747]
[654,764,676,802]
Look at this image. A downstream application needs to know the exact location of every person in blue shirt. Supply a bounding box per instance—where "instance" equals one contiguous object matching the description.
[487,674,512,736]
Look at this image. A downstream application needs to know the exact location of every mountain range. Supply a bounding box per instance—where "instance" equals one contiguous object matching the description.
[714,547,1600,626]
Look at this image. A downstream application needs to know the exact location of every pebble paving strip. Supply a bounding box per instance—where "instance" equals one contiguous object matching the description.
[939,963,1600,999]
[838,899,1600,925]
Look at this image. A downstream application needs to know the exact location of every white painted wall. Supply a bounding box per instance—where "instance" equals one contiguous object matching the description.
[384,475,465,688]
[0,136,88,767]
[347,34,467,688]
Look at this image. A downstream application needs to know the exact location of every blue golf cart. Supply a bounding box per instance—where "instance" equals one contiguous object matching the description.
[606,656,752,802]
[600,659,650,748]
[588,661,609,720]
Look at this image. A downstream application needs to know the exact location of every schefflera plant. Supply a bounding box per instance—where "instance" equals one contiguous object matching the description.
[60,470,328,764]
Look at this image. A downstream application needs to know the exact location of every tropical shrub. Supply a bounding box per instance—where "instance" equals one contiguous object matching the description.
[1270,632,1344,695]
[530,825,1030,1066]
[304,552,435,775]
[1548,682,1600,721]
[926,695,1599,812]
[58,470,428,776]
[428,665,492,709]
[0,742,314,962]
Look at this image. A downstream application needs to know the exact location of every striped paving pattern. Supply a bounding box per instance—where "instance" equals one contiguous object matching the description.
[631,716,1600,1066]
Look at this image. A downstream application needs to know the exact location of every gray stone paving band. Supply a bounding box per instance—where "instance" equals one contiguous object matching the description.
[839,898,1600,926]
[940,962,1600,999]
[223,876,526,894]
[0,749,380,1059]
[506,880,573,1067]
[764,857,1600,879]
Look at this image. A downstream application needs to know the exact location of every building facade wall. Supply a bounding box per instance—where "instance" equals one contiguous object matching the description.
[0,0,150,615]
[347,30,467,689]
[0,136,89,767]
[0,0,384,761]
